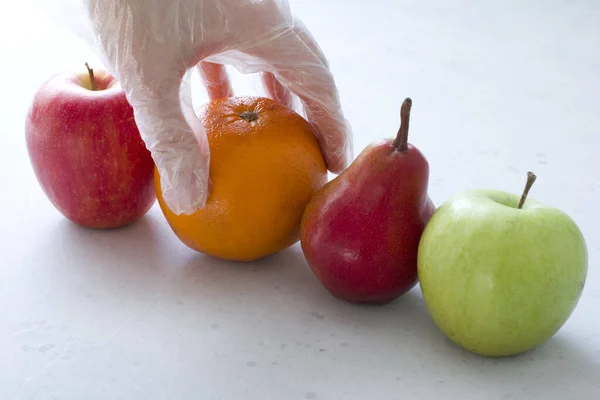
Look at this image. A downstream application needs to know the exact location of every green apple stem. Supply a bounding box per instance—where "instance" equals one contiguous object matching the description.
[393,97,412,152]
[517,171,537,209]
[85,62,97,91]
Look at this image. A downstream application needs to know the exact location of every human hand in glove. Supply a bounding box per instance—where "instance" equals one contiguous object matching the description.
[83,0,353,215]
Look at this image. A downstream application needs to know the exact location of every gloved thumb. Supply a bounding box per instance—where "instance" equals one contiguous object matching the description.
[133,83,211,216]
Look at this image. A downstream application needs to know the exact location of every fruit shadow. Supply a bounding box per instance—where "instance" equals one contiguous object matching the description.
[177,246,457,358]
[394,294,600,394]
[51,213,163,267]
[32,219,599,394]
[180,247,600,395]
[27,212,167,301]
[174,243,326,303]
[441,331,600,394]
[317,288,600,394]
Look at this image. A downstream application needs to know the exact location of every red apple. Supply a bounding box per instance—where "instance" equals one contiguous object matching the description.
[25,63,156,229]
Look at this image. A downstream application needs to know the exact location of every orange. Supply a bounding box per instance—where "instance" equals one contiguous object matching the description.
[155,96,328,262]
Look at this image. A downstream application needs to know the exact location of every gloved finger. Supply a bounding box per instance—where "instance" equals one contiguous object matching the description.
[260,71,294,109]
[198,61,233,101]
[141,75,210,215]
[291,18,352,173]
[300,95,350,174]
[238,18,352,174]
[144,108,211,216]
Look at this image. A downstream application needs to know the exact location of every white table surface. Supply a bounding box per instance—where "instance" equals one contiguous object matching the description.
[2,1,599,399]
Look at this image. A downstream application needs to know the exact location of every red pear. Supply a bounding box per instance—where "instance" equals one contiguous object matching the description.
[300,98,436,304]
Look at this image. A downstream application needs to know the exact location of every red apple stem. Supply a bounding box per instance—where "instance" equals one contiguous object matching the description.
[393,97,412,152]
[85,62,97,91]
[517,171,537,209]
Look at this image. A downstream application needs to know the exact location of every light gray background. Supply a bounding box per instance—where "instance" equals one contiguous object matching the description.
[1,1,598,399]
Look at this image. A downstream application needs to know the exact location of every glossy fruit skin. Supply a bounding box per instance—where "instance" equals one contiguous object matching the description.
[417,190,588,357]
[300,139,436,304]
[155,96,328,262]
[25,70,156,229]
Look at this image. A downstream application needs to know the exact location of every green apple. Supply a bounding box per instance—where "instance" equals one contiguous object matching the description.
[417,172,588,357]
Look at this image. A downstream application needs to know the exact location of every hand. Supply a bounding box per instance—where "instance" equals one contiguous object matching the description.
[84,0,352,215]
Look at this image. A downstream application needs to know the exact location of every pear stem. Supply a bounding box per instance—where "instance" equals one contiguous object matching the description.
[393,98,412,152]
[517,171,537,209]
[85,62,97,91]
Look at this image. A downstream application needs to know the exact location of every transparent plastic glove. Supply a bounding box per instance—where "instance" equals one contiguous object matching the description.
[46,0,353,215]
